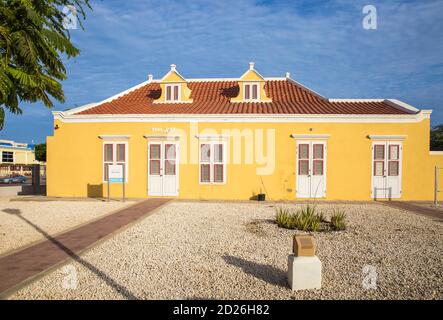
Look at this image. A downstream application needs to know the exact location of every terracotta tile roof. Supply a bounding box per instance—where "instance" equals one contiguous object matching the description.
[75,79,416,115]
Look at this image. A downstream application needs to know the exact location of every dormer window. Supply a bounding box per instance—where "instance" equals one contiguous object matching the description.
[244,82,259,101]
[165,84,181,102]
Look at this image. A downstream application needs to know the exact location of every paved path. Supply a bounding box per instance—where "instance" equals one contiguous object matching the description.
[0,198,170,297]
[383,201,443,221]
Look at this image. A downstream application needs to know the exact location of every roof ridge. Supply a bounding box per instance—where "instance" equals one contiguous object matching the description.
[57,76,420,116]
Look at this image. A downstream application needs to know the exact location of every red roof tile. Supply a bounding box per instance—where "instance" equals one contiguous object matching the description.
[75,80,416,115]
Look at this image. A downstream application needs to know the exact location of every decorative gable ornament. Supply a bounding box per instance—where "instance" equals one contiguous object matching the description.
[231,62,272,103]
[154,64,193,104]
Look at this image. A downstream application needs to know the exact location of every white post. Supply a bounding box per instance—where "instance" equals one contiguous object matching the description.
[434,166,438,206]
[107,165,110,202]
[122,163,125,202]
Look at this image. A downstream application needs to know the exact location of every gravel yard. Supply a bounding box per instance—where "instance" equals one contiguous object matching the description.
[0,198,134,255]
[8,201,443,300]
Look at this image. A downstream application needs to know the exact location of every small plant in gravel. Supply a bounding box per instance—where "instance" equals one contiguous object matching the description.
[275,206,347,232]
[275,205,323,231]
[293,205,322,231]
[330,210,346,231]
[276,207,294,228]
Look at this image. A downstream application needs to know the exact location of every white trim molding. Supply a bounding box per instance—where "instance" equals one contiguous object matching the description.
[195,134,230,141]
[53,110,432,124]
[368,135,407,141]
[384,99,420,113]
[290,134,331,140]
[429,151,443,155]
[287,77,327,100]
[143,134,180,140]
[99,135,131,140]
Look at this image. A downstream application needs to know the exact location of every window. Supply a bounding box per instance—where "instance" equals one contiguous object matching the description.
[164,144,176,175]
[165,84,181,102]
[244,83,259,101]
[2,151,13,163]
[388,145,400,176]
[199,142,226,184]
[312,144,324,176]
[149,144,161,175]
[103,142,128,182]
[373,144,385,176]
[298,144,309,175]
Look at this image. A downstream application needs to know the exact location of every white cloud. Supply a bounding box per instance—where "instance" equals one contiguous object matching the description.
[4,0,443,142]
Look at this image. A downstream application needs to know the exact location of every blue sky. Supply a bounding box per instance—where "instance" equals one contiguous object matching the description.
[2,0,443,143]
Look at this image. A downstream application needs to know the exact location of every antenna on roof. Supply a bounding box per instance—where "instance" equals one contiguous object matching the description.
[249,62,255,70]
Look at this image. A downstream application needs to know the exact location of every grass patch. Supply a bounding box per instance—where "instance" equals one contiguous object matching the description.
[275,205,346,232]
[330,210,346,231]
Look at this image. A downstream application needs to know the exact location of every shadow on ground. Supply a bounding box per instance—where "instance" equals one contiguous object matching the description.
[2,208,138,299]
[222,255,287,288]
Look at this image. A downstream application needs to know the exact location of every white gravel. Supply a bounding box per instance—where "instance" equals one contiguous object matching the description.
[0,198,134,255]
[8,201,443,300]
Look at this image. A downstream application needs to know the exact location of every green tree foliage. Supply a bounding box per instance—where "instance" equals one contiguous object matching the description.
[430,124,443,151]
[0,0,91,129]
[34,142,45,161]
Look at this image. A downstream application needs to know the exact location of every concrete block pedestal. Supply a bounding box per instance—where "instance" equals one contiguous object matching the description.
[287,254,322,291]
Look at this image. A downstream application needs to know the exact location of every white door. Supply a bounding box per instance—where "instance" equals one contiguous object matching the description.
[148,142,179,196]
[371,142,402,199]
[296,141,326,198]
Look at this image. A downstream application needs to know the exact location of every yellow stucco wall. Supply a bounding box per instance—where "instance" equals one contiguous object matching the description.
[47,118,443,200]
[0,147,39,165]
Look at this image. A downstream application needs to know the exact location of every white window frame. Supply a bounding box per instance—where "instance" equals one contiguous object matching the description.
[103,141,129,183]
[295,140,327,198]
[165,84,181,102]
[199,141,226,184]
[370,141,402,199]
[243,82,260,101]
[2,151,14,163]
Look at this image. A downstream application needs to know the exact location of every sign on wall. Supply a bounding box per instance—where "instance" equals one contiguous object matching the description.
[108,164,124,183]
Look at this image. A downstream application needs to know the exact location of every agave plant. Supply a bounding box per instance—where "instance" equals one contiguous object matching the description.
[275,207,294,229]
[276,205,347,232]
[275,205,323,232]
[330,209,346,231]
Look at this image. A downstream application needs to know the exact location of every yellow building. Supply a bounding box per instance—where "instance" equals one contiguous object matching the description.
[47,63,443,200]
[0,140,40,165]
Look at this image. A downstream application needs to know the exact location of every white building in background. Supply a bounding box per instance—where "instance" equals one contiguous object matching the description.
[0,140,42,165]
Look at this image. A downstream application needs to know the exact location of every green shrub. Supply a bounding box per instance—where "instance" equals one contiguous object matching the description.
[330,210,346,231]
[275,205,322,231]
[294,205,321,231]
[275,206,347,232]
[275,207,294,229]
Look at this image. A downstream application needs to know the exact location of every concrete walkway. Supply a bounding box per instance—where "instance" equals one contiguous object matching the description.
[383,201,443,221]
[0,198,170,297]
